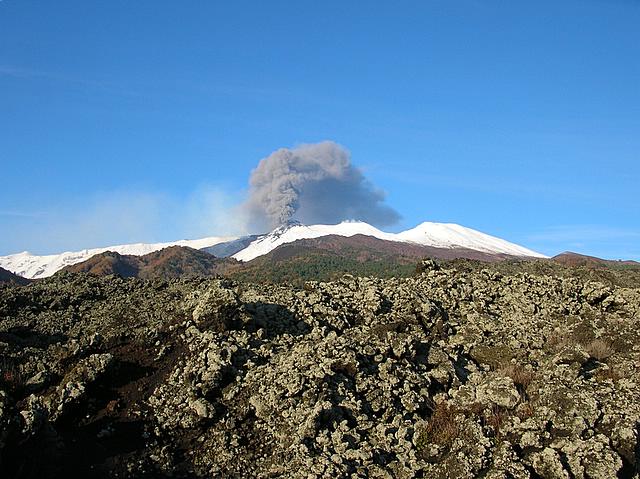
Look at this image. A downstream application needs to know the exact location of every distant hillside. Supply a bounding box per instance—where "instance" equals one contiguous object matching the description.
[231,220,545,262]
[0,266,30,285]
[57,239,640,288]
[226,234,515,285]
[63,251,139,277]
[202,235,260,257]
[62,246,239,279]
[553,252,640,268]
[438,254,640,289]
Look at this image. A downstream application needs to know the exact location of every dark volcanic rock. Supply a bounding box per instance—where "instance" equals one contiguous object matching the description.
[0,266,30,286]
[0,265,638,478]
[553,251,640,268]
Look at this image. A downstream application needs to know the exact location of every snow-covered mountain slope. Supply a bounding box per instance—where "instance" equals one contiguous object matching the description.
[0,220,546,279]
[201,235,260,258]
[0,236,238,280]
[232,220,547,262]
[397,222,546,258]
[232,221,400,262]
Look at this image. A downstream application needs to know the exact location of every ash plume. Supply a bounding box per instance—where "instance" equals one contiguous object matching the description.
[244,141,400,231]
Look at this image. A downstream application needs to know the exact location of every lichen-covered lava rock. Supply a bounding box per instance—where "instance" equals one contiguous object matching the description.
[0,264,638,478]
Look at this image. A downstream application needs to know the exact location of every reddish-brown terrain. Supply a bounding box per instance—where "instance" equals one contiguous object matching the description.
[0,266,30,285]
[63,246,238,279]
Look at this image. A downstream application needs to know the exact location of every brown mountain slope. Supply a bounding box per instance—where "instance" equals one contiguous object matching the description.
[295,234,518,261]
[64,251,140,277]
[439,255,640,289]
[137,246,238,279]
[61,235,520,284]
[0,266,31,285]
[59,237,640,287]
[553,252,640,268]
[231,236,640,287]
[227,234,516,284]
[62,246,239,279]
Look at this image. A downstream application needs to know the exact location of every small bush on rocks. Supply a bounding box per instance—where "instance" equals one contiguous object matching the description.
[586,338,615,361]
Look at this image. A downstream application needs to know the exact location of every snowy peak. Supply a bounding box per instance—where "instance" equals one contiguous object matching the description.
[0,220,547,279]
[232,220,545,262]
[267,220,304,240]
[231,221,399,262]
[397,222,546,258]
[0,235,238,280]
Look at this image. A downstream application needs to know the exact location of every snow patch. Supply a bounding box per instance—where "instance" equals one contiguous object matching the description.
[397,222,546,258]
[232,221,399,262]
[0,236,237,279]
[232,220,547,262]
[0,220,547,279]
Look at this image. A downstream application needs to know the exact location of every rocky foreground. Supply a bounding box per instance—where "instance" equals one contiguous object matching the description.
[1,262,639,478]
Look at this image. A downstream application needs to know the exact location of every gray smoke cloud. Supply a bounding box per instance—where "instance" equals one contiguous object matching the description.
[244,141,401,231]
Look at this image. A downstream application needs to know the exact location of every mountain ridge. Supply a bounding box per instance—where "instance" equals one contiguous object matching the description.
[232,220,546,262]
[0,266,31,285]
[0,220,548,279]
[0,235,236,279]
[58,237,517,284]
[62,246,238,279]
[226,234,520,285]
[553,251,640,268]
[7,239,640,288]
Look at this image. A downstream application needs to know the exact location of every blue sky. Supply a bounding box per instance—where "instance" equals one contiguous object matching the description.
[1,0,638,259]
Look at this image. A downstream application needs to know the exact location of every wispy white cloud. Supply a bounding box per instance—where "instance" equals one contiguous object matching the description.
[0,64,142,97]
[0,65,29,77]
[0,210,44,218]
[527,225,640,243]
[0,62,304,105]
[525,225,640,260]
[378,169,599,202]
[179,185,249,239]
[0,64,84,83]
[0,186,250,255]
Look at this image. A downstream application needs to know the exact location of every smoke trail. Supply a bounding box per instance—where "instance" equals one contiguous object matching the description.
[244,141,400,230]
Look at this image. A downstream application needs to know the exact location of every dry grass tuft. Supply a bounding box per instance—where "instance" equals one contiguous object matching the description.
[545,330,570,351]
[0,357,23,392]
[594,367,622,382]
[515,402,535,420]
[462,400,536,437]
[499,363,536,391]
[483,406,508,438]
[419,401,459,448]
[586,339,615,361]
[463,402,486,417]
